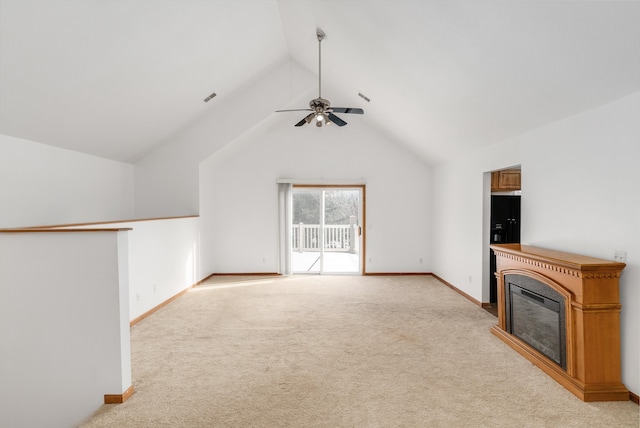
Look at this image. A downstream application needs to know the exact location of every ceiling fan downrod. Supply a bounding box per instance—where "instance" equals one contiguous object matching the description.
[317,28,325,99]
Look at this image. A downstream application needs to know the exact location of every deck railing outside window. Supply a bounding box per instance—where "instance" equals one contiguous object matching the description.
[292,224,358,253]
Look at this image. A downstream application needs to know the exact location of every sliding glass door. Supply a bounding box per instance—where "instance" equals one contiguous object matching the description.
[291,187,363,274]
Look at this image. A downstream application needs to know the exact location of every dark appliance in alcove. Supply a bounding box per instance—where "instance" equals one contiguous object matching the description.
[490,195,520,303]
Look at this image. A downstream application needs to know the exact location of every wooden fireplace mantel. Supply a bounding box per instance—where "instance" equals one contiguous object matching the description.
[490,244,628,402]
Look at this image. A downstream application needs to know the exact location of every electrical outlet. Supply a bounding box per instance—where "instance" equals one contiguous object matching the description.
[153,284,157,292]
[468,275,473,283]
[613,250,627,263]
[136,293,140,301]
[419,257,423,264]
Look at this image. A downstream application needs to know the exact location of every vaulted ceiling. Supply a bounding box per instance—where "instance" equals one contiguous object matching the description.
[1,1,639,165]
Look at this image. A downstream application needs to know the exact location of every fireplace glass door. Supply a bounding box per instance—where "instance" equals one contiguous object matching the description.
[505,274,567,370]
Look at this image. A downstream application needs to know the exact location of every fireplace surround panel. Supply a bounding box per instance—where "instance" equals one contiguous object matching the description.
[490,244,627,402]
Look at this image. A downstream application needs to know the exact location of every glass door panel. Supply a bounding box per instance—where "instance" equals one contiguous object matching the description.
[322,189,361,274]
[292,188,321,273]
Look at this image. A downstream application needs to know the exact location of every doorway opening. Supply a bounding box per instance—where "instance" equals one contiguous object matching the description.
[291,186,364,274]
[484,166,521,315]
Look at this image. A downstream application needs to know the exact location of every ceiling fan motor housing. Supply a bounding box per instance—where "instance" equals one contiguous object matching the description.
[310,97,330,113]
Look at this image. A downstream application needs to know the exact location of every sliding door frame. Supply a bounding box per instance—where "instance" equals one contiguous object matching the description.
[293,184,366,275]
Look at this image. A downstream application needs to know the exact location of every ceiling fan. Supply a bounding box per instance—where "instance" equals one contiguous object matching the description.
[276,28,364,127]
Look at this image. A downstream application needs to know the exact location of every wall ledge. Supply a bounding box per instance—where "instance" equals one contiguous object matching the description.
[0,228,132,233]
[2,215,199,230]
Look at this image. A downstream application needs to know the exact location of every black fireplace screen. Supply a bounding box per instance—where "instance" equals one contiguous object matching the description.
[504,274,567,370]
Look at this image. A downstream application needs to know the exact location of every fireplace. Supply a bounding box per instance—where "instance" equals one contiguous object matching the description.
[490,244,628,402]
[504,274,566,370]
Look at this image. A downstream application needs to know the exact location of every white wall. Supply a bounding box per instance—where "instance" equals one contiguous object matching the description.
[68,217,202,321]
[432,138,521,301]
[431,91,640,395]
[0,134,134,228]
[199,113,432,275]
[134,60,316,219]
[0,230,131,428]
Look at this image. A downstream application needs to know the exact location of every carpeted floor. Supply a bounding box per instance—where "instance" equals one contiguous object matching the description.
[80,275,638,427]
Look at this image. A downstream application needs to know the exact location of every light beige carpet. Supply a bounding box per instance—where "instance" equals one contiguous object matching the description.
[81,275,638,427]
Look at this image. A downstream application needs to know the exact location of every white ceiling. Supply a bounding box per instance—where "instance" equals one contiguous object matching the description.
[1,0,639,164]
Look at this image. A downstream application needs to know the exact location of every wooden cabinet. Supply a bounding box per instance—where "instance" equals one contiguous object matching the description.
[491,169,521,192]
[491,172,501,191]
